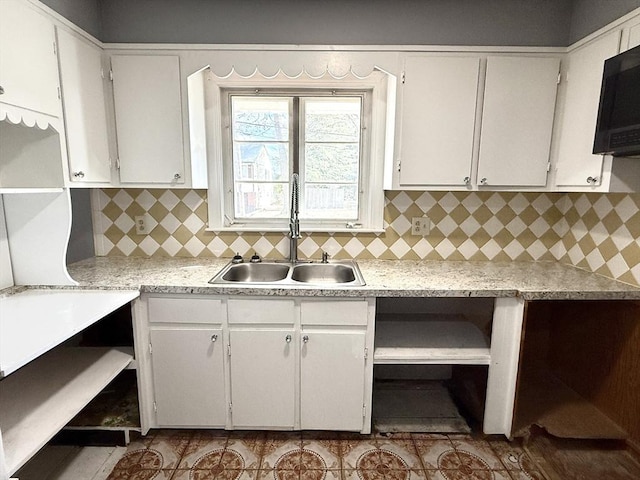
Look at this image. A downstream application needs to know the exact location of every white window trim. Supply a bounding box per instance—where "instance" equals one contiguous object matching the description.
[201,67,395,233]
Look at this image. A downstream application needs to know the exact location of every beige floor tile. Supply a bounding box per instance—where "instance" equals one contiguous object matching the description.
[301,440,341,470]
[449,438,504,470]
[375,438,422,470]
[179,436,228,470]
[340,440,380,471]
[414,440,456,470]
[261,441,303,471]
[149,434,191,470]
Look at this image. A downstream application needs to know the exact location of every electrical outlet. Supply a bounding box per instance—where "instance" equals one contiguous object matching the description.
[411,217,430,236]
[134,214,152,235]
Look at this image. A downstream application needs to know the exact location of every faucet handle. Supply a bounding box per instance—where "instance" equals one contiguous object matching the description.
[321,251,329,263]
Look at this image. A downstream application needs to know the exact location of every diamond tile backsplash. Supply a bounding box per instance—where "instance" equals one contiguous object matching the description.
[92,189,640,287]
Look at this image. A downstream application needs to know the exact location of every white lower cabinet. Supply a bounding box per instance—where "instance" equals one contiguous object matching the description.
[300,329,367,430]
[228,328,296,428]
[146,296,227,428]
[142,295,374,432]
[150,327,226,427]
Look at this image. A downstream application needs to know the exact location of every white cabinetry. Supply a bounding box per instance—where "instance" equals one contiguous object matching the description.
[553,31,621,189]
[147,296,226,427]
[300,300,369,431]
[0,0,60,118]
[398,56,480,187]
[227,298,296,429]
[111,55,185,185]
[477,56,559,187]
[140,295,374,433]
[397,54,559,190]
[57,28,112,184]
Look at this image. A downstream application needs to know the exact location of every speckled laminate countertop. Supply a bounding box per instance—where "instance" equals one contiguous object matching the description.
[54,257,640,301]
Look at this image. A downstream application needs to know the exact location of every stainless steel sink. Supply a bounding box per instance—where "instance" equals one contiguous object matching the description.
[209,260,365,286]
[291,263,357,284]
[221,263,290,282]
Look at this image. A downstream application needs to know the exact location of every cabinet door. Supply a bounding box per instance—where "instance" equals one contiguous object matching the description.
[0,0,60,117]
[300,330,366,431]
[229,328,295,428]
[477,56,560,187]
[399,56,480,186]
[150,328,226,426]
[111,55,185,184]
[554,31,620,188]
[57,29,111,183]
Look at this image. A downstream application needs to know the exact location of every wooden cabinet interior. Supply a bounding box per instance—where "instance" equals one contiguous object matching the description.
[513,300,640,450]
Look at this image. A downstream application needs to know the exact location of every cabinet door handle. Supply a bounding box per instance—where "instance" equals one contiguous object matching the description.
[285,334,292,343]
[211,334,218,342]
[73,171,85,178]
[463,176,470,185]
[480,177,488,185]
[302,335,309,343]
[0,86,4,95]
[174,173,182,180]
[587,176,598,184]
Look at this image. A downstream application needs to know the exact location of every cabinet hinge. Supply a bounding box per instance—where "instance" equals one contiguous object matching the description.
[153,401,157,412]
[101,67,105,80]
[227,344,231,356]
[546,161,551,172]
[109,69,114,81]
[116,158,121,170]
[401,71,406,84]
[53,41,57,55]
[363,404,366,418]
[229,403,233,413]
[149,341,153,355]
[57,87,61,100]
[557,72,562,85]
[364,348,368,360]
[397,161,401,173]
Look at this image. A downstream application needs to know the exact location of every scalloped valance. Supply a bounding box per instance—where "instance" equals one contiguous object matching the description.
[0,103,60,131]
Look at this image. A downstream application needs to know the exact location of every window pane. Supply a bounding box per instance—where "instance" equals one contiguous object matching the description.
[305,98,361,142]
[232,97,289,141]
[305,143,359,183]
[234,182,289,219]
[233,142,289,181]
[304,184,358,219]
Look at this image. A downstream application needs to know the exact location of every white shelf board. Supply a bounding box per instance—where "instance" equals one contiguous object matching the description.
[0,289,139,377]
[0,347,133,476]
[374,315,491,365]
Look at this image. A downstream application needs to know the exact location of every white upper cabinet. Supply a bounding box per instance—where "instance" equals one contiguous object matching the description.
[396,54,559,190]
[57,29,111,184]
[553,31,621,188]
[398,56,480,187]
[477,56,560,187]
[0,0,60,118]
[111,55,185,185]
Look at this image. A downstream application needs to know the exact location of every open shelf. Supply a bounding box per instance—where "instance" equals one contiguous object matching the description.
[0,289,139,377]
[374,314,491,365]
[0,347,133,476]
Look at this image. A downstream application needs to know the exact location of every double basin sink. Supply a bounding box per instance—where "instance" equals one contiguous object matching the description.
[209,260,365,286]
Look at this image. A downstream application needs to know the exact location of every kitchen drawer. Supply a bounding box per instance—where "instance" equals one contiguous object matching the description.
[148,296,224,324]
[227,299,295,325]
[301,300,368,326]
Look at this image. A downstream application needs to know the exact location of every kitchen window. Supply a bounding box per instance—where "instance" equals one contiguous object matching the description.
[224,91,365,229]
[200,67,394,232]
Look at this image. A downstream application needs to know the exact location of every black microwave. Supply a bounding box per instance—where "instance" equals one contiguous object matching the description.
[593,44,640,157]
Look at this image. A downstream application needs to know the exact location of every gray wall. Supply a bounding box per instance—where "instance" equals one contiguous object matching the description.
[39,0,640,46]
[67,189,95,264]
[570,0,640,44]
[97,0,573,46]
[40,0,100,38]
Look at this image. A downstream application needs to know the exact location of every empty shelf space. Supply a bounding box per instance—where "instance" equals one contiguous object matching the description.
[374,314,491,365]
[0,347,133,476]
[373,380,471,434]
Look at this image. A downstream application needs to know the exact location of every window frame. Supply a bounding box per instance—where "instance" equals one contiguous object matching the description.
[203,69,392,233]
[221,89,370,230]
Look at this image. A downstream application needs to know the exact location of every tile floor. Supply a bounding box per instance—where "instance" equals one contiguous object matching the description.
[105,429,547,480]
